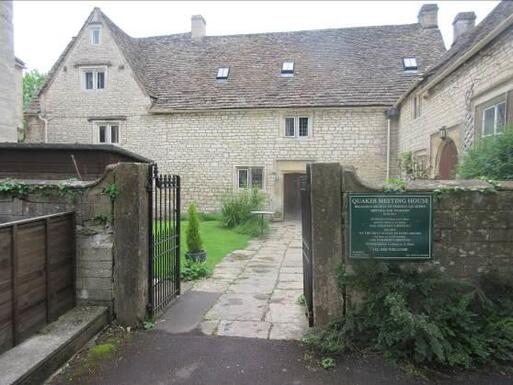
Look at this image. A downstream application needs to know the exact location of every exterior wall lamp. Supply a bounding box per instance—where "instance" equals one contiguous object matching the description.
[439,126,447,140]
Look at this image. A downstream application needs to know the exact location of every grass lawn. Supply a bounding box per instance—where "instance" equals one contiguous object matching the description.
[180,220,251,270]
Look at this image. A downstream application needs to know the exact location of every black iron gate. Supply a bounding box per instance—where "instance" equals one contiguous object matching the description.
[300,170,314,326]
[148,164,181,314]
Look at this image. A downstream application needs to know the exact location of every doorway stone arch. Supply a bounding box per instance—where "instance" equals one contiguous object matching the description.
[436,139,458,179]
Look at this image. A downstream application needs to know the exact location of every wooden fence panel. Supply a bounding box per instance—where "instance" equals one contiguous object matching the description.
[0,212,75,354]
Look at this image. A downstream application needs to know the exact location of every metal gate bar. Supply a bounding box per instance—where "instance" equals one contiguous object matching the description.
[148,164,181,315]
[300,170,314,326]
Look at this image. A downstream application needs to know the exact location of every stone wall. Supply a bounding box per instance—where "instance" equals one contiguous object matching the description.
[307,163,513,326]
[29,105,390,214]
[0,162,150,326]
[397,25,513,176]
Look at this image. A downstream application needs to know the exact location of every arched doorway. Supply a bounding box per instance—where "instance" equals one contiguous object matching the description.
[437,139,458,179]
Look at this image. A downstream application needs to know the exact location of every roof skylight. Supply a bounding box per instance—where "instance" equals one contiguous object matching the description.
[216,67,230,80]
[281,61,294,76]
[403,57,418,71]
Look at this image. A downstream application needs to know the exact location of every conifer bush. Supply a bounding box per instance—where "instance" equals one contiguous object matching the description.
[186,202,203,253]
[304,262,513,369]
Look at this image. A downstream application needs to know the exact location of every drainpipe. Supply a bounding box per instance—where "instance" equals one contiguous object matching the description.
[385,107,399,180]
[38,113,49,143]
[386,118,391,180]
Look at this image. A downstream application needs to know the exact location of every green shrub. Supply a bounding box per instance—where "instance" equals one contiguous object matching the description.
[304,262,513,369]
[186,203,203,253]
[181,260,211,281]
[458,125,513,180]
[220,188,266,228]
[234,215,269,237]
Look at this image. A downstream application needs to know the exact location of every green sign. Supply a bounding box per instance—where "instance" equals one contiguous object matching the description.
[348,194,432,260]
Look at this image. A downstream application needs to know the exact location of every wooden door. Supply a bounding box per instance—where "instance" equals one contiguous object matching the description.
[284,173,303,220]
[438,140,458,179]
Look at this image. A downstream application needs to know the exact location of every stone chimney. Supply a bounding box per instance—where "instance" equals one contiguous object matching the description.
[418,4,438,29]
[453,12,476,44]
[191,15,206,41]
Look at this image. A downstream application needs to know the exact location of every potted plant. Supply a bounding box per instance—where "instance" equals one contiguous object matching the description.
[185,202,207,262]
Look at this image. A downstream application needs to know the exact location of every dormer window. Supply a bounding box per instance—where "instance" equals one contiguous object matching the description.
[403,57,418,71]
[216,67,229,80]
[281,61,294,76]
[90,26,101,45]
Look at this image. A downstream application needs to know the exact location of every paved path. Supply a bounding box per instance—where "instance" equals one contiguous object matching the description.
[192,221,308,340]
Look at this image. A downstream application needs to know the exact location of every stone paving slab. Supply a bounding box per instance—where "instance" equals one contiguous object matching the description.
[269,322,308,340]
[193,222,309,340]
[217,320,271,338]
[205,293,268,321]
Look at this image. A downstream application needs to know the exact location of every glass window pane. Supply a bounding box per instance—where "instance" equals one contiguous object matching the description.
[285,118,295,137]
[97,71,105,89]
[251,168,263,189]
[238,169,248,188]
[85,72,93,89]
[92,29,100,44]
[483,107,495,136]
[217,67,229,79]
[282,61,294,72]
[496,102,506,133]
[111,125,119,143]
[99,126,106,143]
[299,117,309,136]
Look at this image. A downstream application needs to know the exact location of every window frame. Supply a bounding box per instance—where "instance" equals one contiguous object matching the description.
[475,93,510,139]
[81,66,107,91]
[403,57,418,71]
[281,61,295,76]
[283,116,311,138]
[236,167,264,190]
[216,67,230,80]
[90,26,101,45]
[482,101,506,137]
[95,122,120,145]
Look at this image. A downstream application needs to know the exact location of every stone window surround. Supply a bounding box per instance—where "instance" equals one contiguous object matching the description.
[89,25,101,45]
[474,90,512,139]
[80,66,107,91]
[92,121,121,145]
[482,101,506,137]
[282,115,312,138]
[235,166,264,190]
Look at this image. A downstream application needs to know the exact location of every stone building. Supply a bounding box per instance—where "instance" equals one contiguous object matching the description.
[0,0,17,142]
[396,1,513,179]
[25,5,449,216]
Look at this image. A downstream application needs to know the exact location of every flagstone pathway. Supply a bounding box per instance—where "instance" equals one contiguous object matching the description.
[192,221,309,340]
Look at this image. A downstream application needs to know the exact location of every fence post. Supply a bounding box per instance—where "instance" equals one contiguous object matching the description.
[45,218,50,323]
[11,224,18,346]
[310,163,344,326]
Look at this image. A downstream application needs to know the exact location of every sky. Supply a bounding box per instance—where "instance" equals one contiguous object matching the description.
[13,1,500,73]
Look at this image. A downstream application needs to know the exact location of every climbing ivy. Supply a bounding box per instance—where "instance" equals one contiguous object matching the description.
[0,179,84,200]
[103,183,120,202]
[383,178,406,192]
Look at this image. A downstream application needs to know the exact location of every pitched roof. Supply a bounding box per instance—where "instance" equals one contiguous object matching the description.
[28,8,447,113]
[396,0,513,105]
[427,0,513,79]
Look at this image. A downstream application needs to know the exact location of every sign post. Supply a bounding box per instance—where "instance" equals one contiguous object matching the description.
[348,194,432,260]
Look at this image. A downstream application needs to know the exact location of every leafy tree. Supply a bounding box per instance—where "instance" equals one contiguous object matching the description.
[458,126,513,180]
[23,70,46,108]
